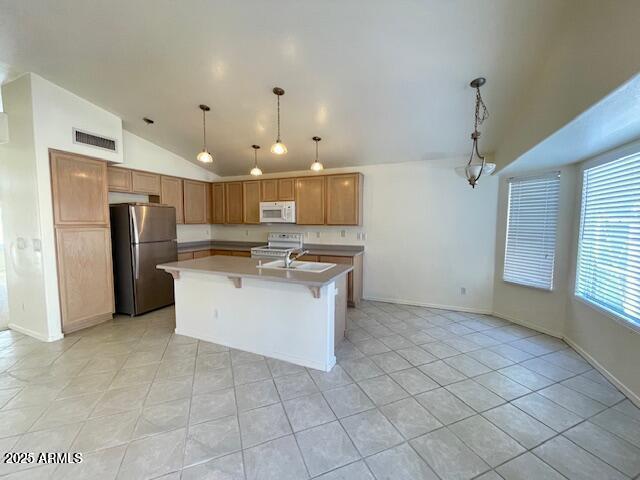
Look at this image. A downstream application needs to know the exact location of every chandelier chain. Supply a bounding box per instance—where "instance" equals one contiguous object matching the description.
[474,86,488,132]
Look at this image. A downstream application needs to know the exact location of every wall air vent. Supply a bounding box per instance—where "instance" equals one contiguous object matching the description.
[72,128,118,152]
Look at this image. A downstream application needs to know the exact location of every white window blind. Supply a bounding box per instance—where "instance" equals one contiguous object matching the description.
[503,172,560,290]
[576,153,640,326]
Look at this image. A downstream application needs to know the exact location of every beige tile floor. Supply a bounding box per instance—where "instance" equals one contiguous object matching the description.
[0,301,638,479]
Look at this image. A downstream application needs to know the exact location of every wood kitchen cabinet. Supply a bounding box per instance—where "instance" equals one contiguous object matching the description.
[178,251,194,261]
[193,249,212,259]
[212,249,234,256]
[261,178,295,202]
[206,184,213,224]
[225,182,244,224]
[212,183,225,224]
[50,150,110,226]
[160,176,184,224]
[278,178,295,200]
[107,167,132,193]
[326,173,363,225]
[319,254,363,307]
[131,170,161,195]
[295,176,325,225]
[243,181,261,224]
[55,227,115,333]
[260,179,278,201]
[183,179,208,224]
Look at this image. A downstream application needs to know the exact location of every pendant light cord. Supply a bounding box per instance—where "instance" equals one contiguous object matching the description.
[276,95,281,141]
[254,148,258,167]
[315,139,319,161]
[202,109,207,151]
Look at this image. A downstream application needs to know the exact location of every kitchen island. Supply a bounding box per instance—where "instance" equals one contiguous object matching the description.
[157,256,352,371]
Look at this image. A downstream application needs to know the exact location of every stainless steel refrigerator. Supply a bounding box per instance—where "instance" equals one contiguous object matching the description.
[110,203,177,316]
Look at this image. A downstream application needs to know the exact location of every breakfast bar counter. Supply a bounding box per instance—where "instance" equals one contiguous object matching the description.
[157,256,351,371]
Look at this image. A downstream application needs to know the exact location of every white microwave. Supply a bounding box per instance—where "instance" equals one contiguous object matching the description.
[259,201,296,223]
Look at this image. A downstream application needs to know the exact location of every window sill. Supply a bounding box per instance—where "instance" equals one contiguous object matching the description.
[573,294,640,335]
[502,279,554,292]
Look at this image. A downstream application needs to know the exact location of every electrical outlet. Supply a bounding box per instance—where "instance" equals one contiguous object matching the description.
[362,233,367,241]
[213,308,219,319]
[460,287,466,295]
[340,230,346,238]
[245,230,249,236]
[356,232,361,240]
[316,231,321,238]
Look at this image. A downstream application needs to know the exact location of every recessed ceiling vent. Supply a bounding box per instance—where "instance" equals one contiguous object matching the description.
[72,128,118,152]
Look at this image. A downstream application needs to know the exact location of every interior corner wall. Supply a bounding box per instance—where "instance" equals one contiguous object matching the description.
[213,158,500,313]
[492,165,577,337]
[0,75,52,340]
[563,153,640,404]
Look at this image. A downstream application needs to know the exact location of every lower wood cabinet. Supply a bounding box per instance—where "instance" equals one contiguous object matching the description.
[319,254,363,307]
[243,181,261,224]
[231,250,251,257]
[225,182,244,224]
[160,176,184,224]
[193,249,213,259]
[177,251,194,261]
[55,227,114,333]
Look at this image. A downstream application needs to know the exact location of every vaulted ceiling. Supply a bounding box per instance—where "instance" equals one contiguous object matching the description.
[0,0,570,175]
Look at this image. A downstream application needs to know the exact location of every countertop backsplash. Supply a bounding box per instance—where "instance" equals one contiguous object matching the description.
[210,224,366,246]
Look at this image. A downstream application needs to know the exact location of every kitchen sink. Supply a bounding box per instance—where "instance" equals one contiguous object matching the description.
[257,260,336,273]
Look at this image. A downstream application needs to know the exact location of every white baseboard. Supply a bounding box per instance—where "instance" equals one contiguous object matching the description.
[362,296,493,315]
[8,323,64,342]
[564,336,640,408]
[491,311,564,338]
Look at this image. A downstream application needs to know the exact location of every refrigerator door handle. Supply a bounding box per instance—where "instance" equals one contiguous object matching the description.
[134,243,140,280]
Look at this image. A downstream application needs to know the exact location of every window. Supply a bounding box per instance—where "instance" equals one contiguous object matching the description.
[576,153,640,326]
[503,172,560,290]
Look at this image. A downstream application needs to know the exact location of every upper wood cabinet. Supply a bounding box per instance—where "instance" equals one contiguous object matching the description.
[212,183,225,224]
[278,178,295,200]
[243,181,261,224]
[260,179,278,202]
[225,182,244,224]
[206,184,213,224]
[107,167,132,193]
[326,173,363,225]
[295,176,326,225]
[183,180,208,224]
[160,176,184,224]
[55,226,114,333]
[50,150,109,226]
[131,171,161,195]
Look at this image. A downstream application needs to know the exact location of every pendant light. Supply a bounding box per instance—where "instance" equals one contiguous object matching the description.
[455,78,495,188]
[310,136,324,171]
[196,104,213,163]
[270,87,287,155]
[250,145,263,176]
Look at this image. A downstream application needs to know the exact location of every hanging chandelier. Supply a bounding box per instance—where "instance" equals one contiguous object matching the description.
[250,145,263,176]
[196,104,213,163]
[455,78,495,187]
[310,136,324,171]
[270,87,287,155]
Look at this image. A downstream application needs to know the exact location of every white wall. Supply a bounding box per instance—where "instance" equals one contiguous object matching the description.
[492,166,577,337]
[492,146,640,404]
[0,75,51,340]
[213,158,499,313]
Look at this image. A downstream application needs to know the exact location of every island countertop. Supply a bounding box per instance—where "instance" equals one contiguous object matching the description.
[178,240,364,258]
[157,255,353,287]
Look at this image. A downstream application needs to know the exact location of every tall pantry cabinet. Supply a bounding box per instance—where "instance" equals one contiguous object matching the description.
[50,150,115,333]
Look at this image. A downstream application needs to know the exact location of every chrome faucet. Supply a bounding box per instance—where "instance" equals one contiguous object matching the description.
[284,249,309,268]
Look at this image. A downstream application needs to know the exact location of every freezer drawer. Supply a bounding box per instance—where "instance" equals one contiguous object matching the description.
[133,240,177,314]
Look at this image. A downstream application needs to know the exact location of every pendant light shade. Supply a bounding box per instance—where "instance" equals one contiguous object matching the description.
[250,145,263,176]
[456,78,495,188]
[270,87,287,155]
[310,136,324,171]
[197,104,213,163]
